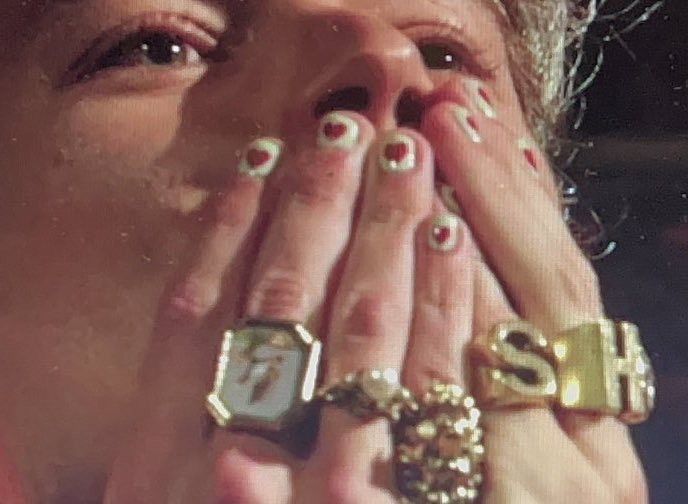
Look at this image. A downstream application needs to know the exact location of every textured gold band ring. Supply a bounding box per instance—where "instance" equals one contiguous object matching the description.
[394,382,485,503]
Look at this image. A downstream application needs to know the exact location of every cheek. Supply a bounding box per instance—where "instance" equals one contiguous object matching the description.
[0,88,202,259]
[54,94,184,184]
[40,92,208,223]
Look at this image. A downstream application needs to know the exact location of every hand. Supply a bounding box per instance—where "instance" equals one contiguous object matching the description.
[103,110,449,502]
[419,76,649,503]
[103,84,649,504]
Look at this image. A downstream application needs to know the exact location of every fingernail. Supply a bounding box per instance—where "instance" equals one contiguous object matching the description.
[429,213,461,252]
[379,133,416,172]
[439,184,463,216]
[238,138,283,178]
[317,112,360,150]
[518,138,539,174]
[454,107,482,143]
[465,79,496,119]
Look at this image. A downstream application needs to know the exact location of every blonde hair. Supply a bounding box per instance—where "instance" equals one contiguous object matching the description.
[497,1,598,152]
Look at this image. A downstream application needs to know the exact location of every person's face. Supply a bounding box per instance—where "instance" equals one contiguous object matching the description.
[0,0,518,500]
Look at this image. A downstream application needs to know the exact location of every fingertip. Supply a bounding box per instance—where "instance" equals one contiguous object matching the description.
[237,137,284,179]
[421,101,460,135]
[318,110,376,146]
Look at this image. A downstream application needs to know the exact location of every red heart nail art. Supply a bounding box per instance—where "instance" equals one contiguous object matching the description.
[246,149,271,168]
[323,122,347,140]
[385,142,409,163]
[478,87,492,105]
[433,226,451,245]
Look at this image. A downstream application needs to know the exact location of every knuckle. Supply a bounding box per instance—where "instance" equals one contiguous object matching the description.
[367,202,426,230]
[336,293,404,342]
[246,270,310,320]
[164,278,218,323]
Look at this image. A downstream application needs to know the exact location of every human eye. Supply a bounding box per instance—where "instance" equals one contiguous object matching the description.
[401,17,503,77]
[62,13,221,87]
[417,40,463,71]
[403,22,469,72]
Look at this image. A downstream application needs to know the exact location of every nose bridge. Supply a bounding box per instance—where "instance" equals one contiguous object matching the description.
[299,11,434,129]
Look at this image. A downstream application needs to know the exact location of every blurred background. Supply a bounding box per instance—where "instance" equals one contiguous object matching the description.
[568,1,687,501]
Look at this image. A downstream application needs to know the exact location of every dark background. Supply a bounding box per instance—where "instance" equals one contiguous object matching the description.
[568,1,687,501]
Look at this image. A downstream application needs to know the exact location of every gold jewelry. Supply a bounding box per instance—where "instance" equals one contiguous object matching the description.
[471,319,656,424]
[471,320,558,409]
[394,382,484,503]
[206,320,321,431]
[553,320,655,424]
[317,369,417,422]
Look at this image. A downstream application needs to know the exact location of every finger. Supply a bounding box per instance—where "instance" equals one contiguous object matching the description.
[461,76,560,206]
[425,83,637,495]
[105,142,275,503]
[157,137,280,343]
[214,441,293,504]
[422,98,602,336]
[144,137,281,395]
[435,92,637,479]
[471,250,637,500]
[325,129,434,377]
[244,111,374,324]
[314,129,433,479]
[556,414,648,501]
[472,256,515,339]
[402,208,473,394]
[470,248,614,502]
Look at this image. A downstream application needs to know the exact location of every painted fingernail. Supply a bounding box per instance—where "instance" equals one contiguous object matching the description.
[429,214,461,252]
[317,112,360,150]
[238,138,283,178]
[454,106,482,143]
[465,79,496,119]
[379,133,416,172]
[518,138,539,174]
[439,183,463,216]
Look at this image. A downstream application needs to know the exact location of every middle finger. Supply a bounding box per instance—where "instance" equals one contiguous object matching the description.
[311,129,433,499]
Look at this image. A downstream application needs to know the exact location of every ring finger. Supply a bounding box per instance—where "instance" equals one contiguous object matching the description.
[402,205,473,394]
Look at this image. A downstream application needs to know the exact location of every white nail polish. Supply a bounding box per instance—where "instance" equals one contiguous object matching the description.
[465,79,496,119]
[429,213,461,252]
[379,133,416,172]
[317,112,360,150]
[238,138,283,178]
[454,107,482,144]
[439,184,463,216]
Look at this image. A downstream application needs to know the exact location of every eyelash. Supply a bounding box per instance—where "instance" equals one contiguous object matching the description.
[417,39,464,71]
[404,23,475,74]
[65,17,479,86]
[63,14,220,85]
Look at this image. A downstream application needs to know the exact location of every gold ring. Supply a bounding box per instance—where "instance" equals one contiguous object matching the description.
[317,369,417,422]
[206,320,322,431]
[470,319,656,424]
[394,382,484,503]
